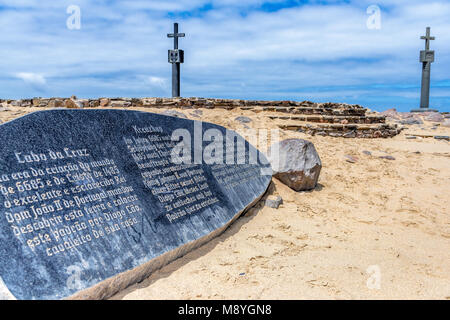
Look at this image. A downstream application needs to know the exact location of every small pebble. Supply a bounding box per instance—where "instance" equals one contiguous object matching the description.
[265,195,283,209]
[345,155,358,163]
[379,155,396,160]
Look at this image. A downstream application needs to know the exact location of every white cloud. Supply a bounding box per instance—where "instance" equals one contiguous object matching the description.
[15,72,47,86]
[0,1,448,111]
[148,76,167,89]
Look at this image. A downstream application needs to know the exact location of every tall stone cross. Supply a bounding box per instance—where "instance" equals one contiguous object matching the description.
[167,23,185,97]
[412,27,437,112]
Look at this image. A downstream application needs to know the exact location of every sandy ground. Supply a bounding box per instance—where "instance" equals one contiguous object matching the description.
[1,105,449,300]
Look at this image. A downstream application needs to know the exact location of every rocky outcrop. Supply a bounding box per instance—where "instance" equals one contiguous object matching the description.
[268,139,322,191]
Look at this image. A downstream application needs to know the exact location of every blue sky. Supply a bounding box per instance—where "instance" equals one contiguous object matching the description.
[0,0,449,112]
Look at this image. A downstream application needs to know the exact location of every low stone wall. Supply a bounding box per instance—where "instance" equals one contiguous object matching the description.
[279,123,401,138]
[0,96,400,138]
[0,97,367,111]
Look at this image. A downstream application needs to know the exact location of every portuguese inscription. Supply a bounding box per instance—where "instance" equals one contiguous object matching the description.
[0,109,271,300]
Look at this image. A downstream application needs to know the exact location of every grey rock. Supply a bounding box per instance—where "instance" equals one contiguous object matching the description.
[161,110,186,118]
[265,195,283,209]
[442,119,450,128]
[110,100,131,108]
[362,150,372,156]
[268,139,322,191]
[434,136,450,141]
[379,155,396,160]
[10,100,23,107]
[425,113,445,122]
[235,116,252,124]
[400,118,423,125]
[343,131,356,138]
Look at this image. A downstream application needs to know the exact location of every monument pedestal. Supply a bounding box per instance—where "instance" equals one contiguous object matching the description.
[411,108,438,113]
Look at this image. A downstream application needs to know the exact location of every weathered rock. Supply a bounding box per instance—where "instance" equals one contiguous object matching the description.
[372,130,382,138]
[235,116,252,124]
[343,131,356,138]
[110,100,131,108]
[65,99,84,109]
[434,136,450,141]
[48,99,64,108]
[381,108,399,120]
[379,155,396,160]
[10,100,23,107]
[161,110,186,118]
[400,118,423,125]
[345,155,358,163]
[268,139,322,191]
[192,109,203,116]
[100,98,110,107]
[442,119,450,128]
[425,113,445,122]
[265,195,283,209]
[362,150,372,156]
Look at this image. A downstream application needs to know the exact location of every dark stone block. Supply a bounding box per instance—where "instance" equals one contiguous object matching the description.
[0,109,271,300]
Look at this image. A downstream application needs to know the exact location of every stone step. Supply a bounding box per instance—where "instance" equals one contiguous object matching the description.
[268,114,386,124]
[278,122,401,138]
[255,106,367,116]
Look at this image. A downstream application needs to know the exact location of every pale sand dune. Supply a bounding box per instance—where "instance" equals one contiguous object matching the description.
[1,106,449,299]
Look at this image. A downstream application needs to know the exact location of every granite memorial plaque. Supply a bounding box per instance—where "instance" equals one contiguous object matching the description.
[0,109,271,300]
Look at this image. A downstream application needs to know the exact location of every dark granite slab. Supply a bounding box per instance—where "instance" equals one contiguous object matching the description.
[0,109,271,300]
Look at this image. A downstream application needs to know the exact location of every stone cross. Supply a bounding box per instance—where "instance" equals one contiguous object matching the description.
[412,27,437,112]
[167,23,185,97]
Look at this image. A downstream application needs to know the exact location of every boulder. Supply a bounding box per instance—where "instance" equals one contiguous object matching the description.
[48,99,64,108]
[100,98,110,107]
[268,139,322,191]
[65,99,82,109]
[442,119,450,128]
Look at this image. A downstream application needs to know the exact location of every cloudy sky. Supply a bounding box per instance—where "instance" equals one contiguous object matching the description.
[0,0,449,112]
